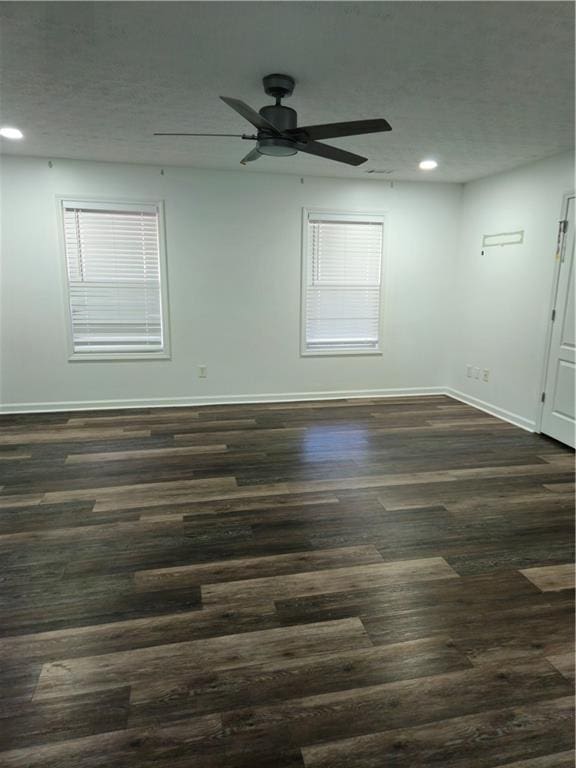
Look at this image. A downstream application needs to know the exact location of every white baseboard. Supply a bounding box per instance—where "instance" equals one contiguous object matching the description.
[445,388,536,432]
[0,387,538,433]
[0,386,447,415]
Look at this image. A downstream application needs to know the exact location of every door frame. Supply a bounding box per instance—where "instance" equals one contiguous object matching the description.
[535,190,575,434]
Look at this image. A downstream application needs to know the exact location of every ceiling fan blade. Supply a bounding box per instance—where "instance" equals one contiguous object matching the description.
[240,147,261,165]
[154,132,251,137]
[294,140,367,167]
[286,118,391,141]
[220,97,280,134]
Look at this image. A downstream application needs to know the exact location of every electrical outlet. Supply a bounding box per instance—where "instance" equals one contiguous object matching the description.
[198,365,207,379]
[473,367,480,380]
[466,365,472,378]
[482,369,490,382]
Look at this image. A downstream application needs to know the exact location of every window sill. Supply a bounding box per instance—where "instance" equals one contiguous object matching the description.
[301,348,383,358]
[68,351,171,362]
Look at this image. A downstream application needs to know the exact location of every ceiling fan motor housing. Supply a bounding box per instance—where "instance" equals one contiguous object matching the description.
[257,103,298,156]
[259,104,297,133]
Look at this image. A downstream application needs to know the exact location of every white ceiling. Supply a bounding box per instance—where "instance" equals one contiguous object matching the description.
[0,1,573,182]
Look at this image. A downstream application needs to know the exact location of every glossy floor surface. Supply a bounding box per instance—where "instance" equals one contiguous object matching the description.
[0,395,574,767]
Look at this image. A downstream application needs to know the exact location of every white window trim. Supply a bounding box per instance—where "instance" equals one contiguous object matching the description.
[300,208,386,357]
[56,196,172,362]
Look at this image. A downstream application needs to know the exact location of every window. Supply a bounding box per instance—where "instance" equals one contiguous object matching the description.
[301,210,384,355]
[61,200,169,359]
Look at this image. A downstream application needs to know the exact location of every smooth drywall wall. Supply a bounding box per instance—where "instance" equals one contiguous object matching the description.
[0,156,461,410]
[450,151,574,429]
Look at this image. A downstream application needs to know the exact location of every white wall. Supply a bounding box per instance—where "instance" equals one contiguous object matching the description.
[0,156,461,410]
[449,152,574,430]
[2,153,572,419]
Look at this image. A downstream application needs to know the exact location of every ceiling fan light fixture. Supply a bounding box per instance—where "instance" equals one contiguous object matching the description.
[257,137,297,157]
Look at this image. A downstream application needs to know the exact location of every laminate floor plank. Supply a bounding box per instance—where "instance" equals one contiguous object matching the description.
[128,635,472,724]
[65,444,229,464]
[493,754,576,768]
[222,658,572,749]
[0,574,204,636]
[0,428,151,445]
[547,652,575,681]
[43,475,239,503]
[520,564,575,592]
[202,557,459,606]
[34,618,372,699]
[0,713,224,768]
[88,461,575,513]
[376,474,575,510]
[0,687,130,751]
[0,604,279,664]
[452,600,575,666]
[0,494,44,509]
[543,482,576,493]
[0,395,573,767]
[66,411,201,427]
[275,570,561,646]
[301,696,574,768]
[175,493,341,519]
[0,450,31,461]
[134,544,384,591]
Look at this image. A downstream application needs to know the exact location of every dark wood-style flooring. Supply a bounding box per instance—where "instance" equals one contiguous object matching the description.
[0,395,574,767]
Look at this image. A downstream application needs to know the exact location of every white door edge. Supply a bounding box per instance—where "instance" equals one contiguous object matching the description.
[536,190,575,436]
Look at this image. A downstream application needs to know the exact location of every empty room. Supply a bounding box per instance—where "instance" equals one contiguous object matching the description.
[0,1,574,766]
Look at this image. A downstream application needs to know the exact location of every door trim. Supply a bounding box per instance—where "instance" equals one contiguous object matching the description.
[535,190,575,434]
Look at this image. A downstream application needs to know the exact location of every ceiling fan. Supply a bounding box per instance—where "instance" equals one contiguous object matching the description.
[154,74,392,167]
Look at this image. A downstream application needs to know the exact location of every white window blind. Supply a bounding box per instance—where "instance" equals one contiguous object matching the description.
[62,201,167,356]
[303,212,384,353]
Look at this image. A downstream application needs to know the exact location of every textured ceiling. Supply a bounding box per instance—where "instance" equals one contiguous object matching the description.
[0,1,573,182]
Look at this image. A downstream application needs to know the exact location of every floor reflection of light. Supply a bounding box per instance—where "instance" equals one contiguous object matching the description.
[302,425,369,462]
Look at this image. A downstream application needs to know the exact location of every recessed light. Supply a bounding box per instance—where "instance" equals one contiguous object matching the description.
[419,159,438,170]
[0,126,23,140]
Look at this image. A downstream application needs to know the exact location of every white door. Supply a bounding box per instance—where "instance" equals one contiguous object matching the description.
[541,196,575,448]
